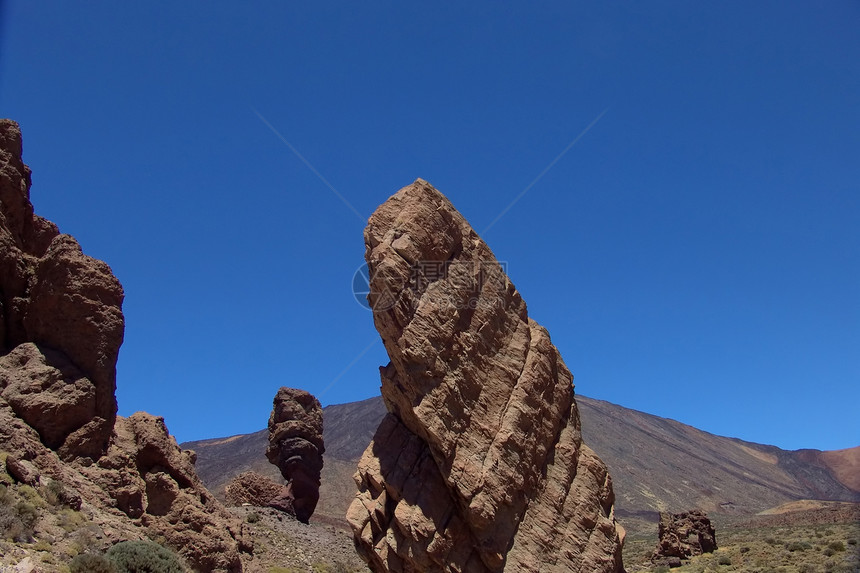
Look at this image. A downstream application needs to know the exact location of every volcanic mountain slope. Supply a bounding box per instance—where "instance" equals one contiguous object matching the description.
[185,395,859,531]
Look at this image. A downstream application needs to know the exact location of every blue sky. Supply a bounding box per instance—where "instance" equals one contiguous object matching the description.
[1,2,857,451]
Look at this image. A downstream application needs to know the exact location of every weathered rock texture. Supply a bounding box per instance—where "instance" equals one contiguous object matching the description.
[0,119,246,571]
[651,509,716,566]
[266,387,325,523]
[0,120,124,458]
[347,179,625,573]
[225,470,290,509]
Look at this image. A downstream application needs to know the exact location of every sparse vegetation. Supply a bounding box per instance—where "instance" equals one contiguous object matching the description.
[106,540,186,573]
[70,552,118,573]
[246,510,261,523]
[0,484,39,542]
[623,507,860,573]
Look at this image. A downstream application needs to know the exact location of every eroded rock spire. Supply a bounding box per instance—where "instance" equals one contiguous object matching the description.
[347,179,625,572]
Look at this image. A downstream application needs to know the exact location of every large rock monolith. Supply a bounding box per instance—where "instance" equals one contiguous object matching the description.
[347,179,625,573]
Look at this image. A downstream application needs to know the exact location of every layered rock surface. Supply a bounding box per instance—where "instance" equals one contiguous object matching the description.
[347,179,624,572]
[266,387,325,523]
[0,119,246,571]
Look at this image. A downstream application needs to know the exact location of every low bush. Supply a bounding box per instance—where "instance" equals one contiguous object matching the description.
[718,555,732,565]
[246,511,261,523]
[827,540,845,552]
[0,492,38,542]
[17,485,46,509]
[70,553,117,573]
[42,479,65,506]
[106,540,185,573]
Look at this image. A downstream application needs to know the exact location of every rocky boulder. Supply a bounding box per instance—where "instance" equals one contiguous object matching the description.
[0,119,123,459]
[266,387,325,523]
[347,179,625,572]
[225,470,290,509]
[651,509,716,566]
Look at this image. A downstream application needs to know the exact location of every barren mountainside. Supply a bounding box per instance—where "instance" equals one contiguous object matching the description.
[184,394,859,532]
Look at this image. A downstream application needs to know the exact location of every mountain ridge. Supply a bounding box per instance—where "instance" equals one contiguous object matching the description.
[182,393,859,531]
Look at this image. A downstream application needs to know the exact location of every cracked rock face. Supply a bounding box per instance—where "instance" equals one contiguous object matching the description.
[0,119,124,458]
[346,179,625,573]
[266,387,325,523]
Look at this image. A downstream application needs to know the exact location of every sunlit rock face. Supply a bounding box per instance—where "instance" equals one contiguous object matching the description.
[0,119,124,459]
[347,179,625,573]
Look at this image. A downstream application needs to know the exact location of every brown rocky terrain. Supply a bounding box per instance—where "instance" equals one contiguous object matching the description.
[345,180,624,572]
[0,119,247,571]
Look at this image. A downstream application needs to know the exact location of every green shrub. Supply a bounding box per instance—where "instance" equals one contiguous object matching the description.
[827,540,845,552]
[17,485,47,509]
[0,484,12,506]
[70,553,117,573]
[58,508,87,532]
[0,494,38,542]
[106,540,185,573]
[718,555,732,565]
[42,479,65,506]
[786,541,811,552]
[246,511,261,523]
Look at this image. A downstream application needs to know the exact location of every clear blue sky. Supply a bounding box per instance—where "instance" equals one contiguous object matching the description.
[1,2,857,451]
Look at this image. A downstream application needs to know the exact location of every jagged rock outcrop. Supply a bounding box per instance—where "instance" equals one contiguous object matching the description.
[266,387,325,523]
[1,119,123,459]
[225,470,290,509]
[346,179,624,573]
[84,412,246,570]
[0,119,247,571]
[651,509,716,567]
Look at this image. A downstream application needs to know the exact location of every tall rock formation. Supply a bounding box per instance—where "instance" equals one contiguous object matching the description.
[347,179,625,573]
[0,120,246,571]
[0,120,123,459]
[266,387,325,523]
